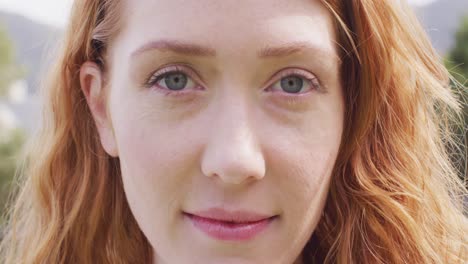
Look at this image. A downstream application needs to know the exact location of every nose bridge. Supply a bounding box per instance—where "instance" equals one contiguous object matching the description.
[200,93,266,185]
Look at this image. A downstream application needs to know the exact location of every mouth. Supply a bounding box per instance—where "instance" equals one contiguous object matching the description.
[183,208,279,241]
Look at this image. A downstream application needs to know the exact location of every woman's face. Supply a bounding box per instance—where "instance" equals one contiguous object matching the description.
[82,0,344,263]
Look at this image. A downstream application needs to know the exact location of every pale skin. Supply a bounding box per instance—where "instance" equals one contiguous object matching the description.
[80,0,344,263]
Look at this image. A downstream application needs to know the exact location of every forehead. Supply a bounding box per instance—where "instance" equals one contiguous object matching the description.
[115,0,337,58]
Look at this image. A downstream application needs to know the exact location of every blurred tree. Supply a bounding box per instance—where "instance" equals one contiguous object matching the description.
[0,24,21,97]
[446,16,468,84]
[0,24,24,222]
[445,15,468,182]
[0,129,24,223]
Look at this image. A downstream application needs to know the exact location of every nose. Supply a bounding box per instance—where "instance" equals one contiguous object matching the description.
[200,99,266,185]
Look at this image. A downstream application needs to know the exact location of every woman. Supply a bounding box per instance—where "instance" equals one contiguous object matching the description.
[1,0,466,263]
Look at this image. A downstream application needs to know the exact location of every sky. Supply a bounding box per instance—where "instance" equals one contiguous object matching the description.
[0,0,73,27]
[0,0,438,28]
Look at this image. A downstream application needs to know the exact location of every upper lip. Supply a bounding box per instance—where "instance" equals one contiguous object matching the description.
[185,207,276,223]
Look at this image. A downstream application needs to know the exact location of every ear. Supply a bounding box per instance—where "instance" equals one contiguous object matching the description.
[80,61,119,157]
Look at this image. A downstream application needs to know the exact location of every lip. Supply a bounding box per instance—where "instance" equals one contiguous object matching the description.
[184,208,278,241]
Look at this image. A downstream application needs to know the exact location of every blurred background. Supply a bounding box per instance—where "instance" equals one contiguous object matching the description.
[0,0,466,223]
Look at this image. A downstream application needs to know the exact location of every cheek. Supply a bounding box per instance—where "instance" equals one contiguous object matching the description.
[110,91,195,180]
[268,107,342,194]
[272,140,337,211]
[109,104,201,229]
[278,151,335,251]
[114,116,195,193]
[265,120,341,237]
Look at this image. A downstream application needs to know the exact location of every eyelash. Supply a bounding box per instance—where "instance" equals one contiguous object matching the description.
[266,68,322,104]
[144,65,323,101]
[144,65,203,97]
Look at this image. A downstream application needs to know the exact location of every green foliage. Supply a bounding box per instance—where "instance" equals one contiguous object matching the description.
[0,129,24,223]
[445,15,468,182]
[446,16,468,83]
[0,24,25,223]
[0,24,21,97]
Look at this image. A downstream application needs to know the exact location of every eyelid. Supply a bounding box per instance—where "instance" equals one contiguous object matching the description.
[266,67,321,91]
[144,64,203,88]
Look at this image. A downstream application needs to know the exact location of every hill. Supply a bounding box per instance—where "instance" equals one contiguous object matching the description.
[416,0,468,54]
[0,11,61,94]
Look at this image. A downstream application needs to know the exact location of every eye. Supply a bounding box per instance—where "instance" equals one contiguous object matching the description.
[145,65,200,94]
[154,71,197,91]
[271,74,320,94]
[269,71,321,95]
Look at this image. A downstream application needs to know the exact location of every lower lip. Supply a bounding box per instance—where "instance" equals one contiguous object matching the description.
[184,213,276,241]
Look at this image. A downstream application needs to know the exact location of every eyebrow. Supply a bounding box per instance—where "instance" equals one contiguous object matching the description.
[258,41,327,58]
[131,40,216,57]
[131,39,337,60]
